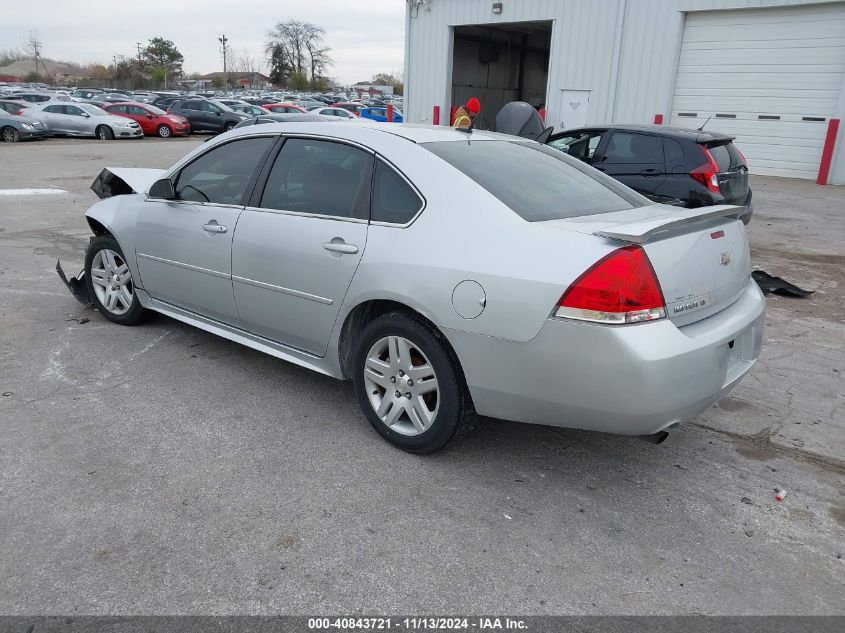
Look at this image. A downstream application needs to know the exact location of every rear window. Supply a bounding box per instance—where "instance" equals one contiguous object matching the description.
[707,143,743,172]
[423,140,646,222]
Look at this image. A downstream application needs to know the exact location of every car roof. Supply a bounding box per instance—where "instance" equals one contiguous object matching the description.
[562,123,734,143]
[105,101,152,108]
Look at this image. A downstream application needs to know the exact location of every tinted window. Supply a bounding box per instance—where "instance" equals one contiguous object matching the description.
[664,138,685,163]
[176,137,274,205]
[707,143,743,172]
[65,106,84,116]
[371,160,423,224]
[260,138,372,219]
[182,101,202,111]
[424,140,644,222]
[43,105,63,114]
[129,106,148,116]
[108,105,126,114]
[603,132,663,164]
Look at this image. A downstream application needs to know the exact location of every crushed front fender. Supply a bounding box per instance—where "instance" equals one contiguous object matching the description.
[56,259,92,306]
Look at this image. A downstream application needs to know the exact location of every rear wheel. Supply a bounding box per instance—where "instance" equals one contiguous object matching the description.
[84,235,149,325]
[352,311,474,453]
[157,124,172,138]
[96,125,114,141]
[223,121,236,132]
[2,126,20,142]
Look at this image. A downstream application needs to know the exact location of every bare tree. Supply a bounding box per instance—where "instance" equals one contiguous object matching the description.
[0,47,25,67]
[267,20,332,87]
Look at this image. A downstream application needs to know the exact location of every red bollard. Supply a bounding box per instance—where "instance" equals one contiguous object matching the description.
[387,104,394,123]
[654,114,664,124]
[450,105,457,125]
[817,118,840,185]
[433,105,440,126]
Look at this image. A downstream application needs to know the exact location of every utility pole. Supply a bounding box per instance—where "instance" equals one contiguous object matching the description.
[136,42,143,64]
[218,34,228,92]
[28,31,44,78]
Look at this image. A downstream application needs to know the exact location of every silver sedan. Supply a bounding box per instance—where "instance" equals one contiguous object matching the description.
[24,103,143,139]
[58,122,764,453]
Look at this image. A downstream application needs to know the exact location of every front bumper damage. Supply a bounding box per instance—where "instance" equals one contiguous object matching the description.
[56,259,92,306]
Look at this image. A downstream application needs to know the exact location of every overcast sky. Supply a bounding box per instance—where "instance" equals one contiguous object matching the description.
[1,0,406,84]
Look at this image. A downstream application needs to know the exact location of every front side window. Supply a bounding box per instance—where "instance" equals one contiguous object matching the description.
[182,101,201,111]
[423,140,645,222]
[65,106,84,116]
[371,160,423,224]
[548,132,604,163]
[129,106,149,116]
[259,138,372,219]
[175,137,274,205]
[602,132,663,165]
[43,105,63,114]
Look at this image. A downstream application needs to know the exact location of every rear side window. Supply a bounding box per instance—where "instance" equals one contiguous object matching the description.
[371,160,423,224]
[259,138,372,219]
[423,140,644,222]
[175,137,274,205]
[663,138,685,163]
[603,132,663,164]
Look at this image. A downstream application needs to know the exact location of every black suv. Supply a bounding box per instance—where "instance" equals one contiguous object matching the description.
[548,125,752,223]
[167,99,248,133]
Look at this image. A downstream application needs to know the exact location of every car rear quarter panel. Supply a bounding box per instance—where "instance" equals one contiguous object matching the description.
[340,138,621,344]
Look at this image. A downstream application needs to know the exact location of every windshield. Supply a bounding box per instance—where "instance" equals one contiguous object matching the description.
[423,140,647,222]
[79,104,108,116]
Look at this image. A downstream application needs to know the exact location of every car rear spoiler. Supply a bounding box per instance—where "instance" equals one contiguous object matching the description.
[594,205,747,244]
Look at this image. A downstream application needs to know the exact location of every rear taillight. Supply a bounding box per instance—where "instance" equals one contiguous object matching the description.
[690,146,721,194]
[555,246,666,324]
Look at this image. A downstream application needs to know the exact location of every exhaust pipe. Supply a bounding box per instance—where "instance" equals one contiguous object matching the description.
[639,430,670,445]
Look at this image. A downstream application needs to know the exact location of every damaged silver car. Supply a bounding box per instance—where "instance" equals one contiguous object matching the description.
[59,122,764,453]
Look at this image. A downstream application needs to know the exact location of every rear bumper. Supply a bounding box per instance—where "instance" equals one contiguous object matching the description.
[446,279,765,436]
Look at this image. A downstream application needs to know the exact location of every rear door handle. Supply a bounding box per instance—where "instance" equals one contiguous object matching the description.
[323,241,359,254]
[640,168,662,177]
[202,221,227,233]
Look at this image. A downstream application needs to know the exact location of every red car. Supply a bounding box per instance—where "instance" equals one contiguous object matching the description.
[262,103,307,114]
[333,102,366,116]
[102,102,191,138]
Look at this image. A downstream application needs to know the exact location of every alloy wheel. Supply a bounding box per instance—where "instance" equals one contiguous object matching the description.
[363,335,439,436]
[90,249,134,315]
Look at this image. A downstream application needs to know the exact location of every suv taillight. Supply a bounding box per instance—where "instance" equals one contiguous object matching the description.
[690,146,721,194]
[555,246,666,324]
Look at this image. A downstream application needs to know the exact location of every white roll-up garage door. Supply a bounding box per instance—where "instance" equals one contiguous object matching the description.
[670,4,845,179]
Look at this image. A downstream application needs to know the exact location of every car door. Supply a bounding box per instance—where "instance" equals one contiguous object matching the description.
[202,100,226,131]
[179,100,205,130]
[134,135,277,325]
[127,105,152,133]
[593,130,666,197]
[38,105,68,133]
[63,105,92,134]
[232,137,373,356]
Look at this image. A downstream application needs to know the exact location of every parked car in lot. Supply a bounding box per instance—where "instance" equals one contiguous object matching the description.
[359,107,403,123]
[547,125,753,223]
[244,98,280,107]
[309,106,359,120]
[0,112,49,141]
[89,93,133,105]
[230,103,272,117]
[167,99,249,133]
[0,99,30,115]
[24,103,143,139]
[263,103,307,114]
[13,92,72,105]
[71,88,103,101]
[333,102,366,116]
[59,123,764,454]
[102,102,191,137]
[232,113,339,129]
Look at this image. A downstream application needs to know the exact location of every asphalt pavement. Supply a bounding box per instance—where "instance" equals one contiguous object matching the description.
[0,137,843,615]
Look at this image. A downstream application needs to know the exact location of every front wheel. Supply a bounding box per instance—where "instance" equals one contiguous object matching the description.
[96,125,114,140]
[84,235,149,325]
[223,122,236,132]
[157,124,172,138]
[2,126,21,142]
[352,311,474,453]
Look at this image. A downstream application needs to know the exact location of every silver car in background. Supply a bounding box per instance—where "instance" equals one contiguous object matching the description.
[24,103,143,140]
[59,123,764,453]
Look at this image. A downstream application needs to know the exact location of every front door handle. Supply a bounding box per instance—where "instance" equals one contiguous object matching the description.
[322,241,359,254]
[202,221,227,234]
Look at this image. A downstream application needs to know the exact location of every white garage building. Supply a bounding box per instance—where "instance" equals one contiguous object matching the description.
[403,0,845,184]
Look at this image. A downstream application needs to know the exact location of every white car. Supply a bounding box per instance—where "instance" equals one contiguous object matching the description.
[308,106,360,120]
[24,103,143,139]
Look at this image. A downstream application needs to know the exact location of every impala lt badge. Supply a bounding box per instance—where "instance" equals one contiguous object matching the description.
[720,252,732,266]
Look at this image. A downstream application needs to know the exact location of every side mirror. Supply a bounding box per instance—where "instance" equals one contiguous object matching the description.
[82,113,90,118]
[147,114,155,119]
[148,178,176,200]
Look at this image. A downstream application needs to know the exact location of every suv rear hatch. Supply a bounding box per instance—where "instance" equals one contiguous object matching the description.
[702,139,749,205]
[550,203,751,326]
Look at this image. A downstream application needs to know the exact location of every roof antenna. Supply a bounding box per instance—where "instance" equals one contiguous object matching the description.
[697,116,712,132]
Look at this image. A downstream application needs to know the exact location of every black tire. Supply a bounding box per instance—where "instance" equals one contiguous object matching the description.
[223,121,236,132]
[84,234,150,326]
[2,126,20,142]
[157,124,172,138]
[96,125,114,140]
[352,311,474,454]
